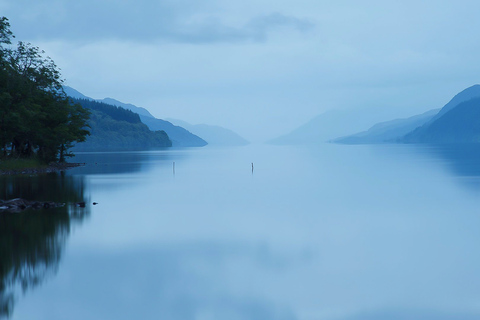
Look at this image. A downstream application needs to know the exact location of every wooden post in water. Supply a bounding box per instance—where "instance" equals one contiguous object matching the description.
[251,162,254,174]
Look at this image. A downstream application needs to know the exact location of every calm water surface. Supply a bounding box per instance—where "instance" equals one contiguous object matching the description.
[3,143,480,320]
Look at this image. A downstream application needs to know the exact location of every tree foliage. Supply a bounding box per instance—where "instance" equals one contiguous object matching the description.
[0,17,89,163]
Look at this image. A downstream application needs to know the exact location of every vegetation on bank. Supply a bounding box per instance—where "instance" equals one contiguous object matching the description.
[0,17,90,163]
[0,158,46,171]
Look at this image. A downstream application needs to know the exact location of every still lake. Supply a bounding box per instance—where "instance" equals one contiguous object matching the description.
[3,143,480,320]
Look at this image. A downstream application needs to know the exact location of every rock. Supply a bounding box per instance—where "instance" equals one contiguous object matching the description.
[0,198,65,213]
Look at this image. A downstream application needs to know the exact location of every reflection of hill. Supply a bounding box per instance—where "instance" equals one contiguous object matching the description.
[70,152,149,175]
[421,144,480,177]
[0,173,89,318]
[69,151,178,175]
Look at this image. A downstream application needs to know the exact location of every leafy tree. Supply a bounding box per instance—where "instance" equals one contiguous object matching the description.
[0,17,90,162]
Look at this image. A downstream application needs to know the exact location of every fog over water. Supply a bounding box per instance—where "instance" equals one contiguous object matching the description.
[4,144,480,320]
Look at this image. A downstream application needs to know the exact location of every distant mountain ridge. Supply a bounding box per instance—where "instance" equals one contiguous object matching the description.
[335,84,480,145]
[269,107,403,145]
[64,86,155,118]
[167,118,249,146]
[101,98,155,119]
[402,96,480,143]
[400,85,480,144]
[63,86,207,147]
[428,85,480,123]
[139,115,207,147]
[270,84,480,146]
[335,109,439,144]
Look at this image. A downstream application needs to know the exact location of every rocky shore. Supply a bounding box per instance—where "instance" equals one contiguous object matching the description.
[0,198,66,212]
[0,162,85,175]
[0,199,94,213]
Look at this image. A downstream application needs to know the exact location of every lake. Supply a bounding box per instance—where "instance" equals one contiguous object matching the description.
[2,143,480,320]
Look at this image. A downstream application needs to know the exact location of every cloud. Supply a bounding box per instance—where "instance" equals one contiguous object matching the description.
[3,0,314,44]
[160,13,314,44]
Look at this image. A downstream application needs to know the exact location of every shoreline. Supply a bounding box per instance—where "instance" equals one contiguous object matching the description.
[0,162,85,175]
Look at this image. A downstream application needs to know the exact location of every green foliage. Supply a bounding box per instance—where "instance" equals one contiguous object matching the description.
[0,17,90,163]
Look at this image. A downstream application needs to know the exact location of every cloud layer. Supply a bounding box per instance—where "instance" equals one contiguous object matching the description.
[4,0,313,44]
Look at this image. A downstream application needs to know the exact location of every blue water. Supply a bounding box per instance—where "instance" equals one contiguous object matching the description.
[4,143,480,320]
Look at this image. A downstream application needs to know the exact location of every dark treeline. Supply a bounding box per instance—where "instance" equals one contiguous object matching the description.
[71,98,141,124]
[0,17,89,163]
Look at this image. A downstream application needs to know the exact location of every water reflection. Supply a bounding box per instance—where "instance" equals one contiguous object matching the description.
[409,144,480,190]
[0,173,89,318]
[423,144,480,177]
[69,151,179,176]
[52,243,297,320]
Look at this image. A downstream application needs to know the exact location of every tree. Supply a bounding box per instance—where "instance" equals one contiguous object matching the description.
[0,17,90,162]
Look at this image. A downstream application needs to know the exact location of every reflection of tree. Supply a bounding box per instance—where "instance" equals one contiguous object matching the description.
[0,173,89,318]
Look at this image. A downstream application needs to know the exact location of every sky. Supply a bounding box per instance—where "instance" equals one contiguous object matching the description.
[2,0,480,142]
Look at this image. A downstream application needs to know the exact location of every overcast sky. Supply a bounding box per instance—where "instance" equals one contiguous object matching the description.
[2,0,480,141]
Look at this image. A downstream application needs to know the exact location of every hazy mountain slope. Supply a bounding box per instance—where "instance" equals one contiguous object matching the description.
[64,86,207,147]
[269,107,402,145]
[428,84,480,123]
[99,98,155,119]
[64,86,155,118]
[335,109,439,144]
[402,97,480,143]
[139,115,207,147]
[63,86,90,100]
[167,118,249,146]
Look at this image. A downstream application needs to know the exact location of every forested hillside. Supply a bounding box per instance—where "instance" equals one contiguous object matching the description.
[71,98,172,151]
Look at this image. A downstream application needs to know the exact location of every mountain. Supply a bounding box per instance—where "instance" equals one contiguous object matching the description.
[99,97,155,119]
[166,118,249,146]
[139,115,207,147]
[402,97,480,144]
[64,87,153,119]
[400,85,480,144]
[269,107,402,145]
[71,98,171,151]
[63,86,91,100]
[427,84,480,123]
[333,85,480,145]
[335,109,439,144]
[63,86,207,147]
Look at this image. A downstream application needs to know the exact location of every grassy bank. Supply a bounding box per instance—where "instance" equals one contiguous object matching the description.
[0,158,84,175]
[0,158,47,171]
